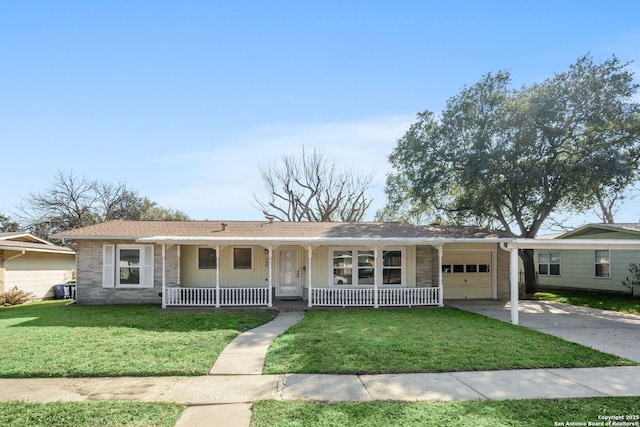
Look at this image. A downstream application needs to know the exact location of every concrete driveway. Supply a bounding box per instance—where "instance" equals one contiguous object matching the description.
[447,299,640,363]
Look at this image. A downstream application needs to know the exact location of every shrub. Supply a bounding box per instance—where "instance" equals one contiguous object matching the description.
[0,287,35,306]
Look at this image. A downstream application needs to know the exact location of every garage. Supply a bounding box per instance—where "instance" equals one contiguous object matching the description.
[442,251,492,299]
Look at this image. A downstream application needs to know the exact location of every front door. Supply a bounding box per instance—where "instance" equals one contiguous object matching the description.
[277,247,300,297]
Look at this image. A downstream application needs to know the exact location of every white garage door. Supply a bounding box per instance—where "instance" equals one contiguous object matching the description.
[442,251,492,299]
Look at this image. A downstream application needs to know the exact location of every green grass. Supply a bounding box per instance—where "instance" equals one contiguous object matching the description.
[0,301,276,377]
[0,401,183,427]
[251,398,640,427]
[534,289,640,315]
[264,308,634,374]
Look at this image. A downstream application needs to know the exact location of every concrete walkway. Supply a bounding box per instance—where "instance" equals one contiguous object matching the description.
[1,302,640,426]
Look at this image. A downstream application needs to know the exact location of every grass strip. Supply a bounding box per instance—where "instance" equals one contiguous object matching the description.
[264,308,634,374]
[0,401,183,427]
[252,398,640,427]
[534,290,640,315]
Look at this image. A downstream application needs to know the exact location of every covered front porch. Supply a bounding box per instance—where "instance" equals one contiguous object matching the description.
[158,243,444,308]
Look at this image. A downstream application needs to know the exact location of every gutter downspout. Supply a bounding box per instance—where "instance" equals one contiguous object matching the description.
[499,242,519,325]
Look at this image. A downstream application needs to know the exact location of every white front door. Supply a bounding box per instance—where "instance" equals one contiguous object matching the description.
[277,247,300,297]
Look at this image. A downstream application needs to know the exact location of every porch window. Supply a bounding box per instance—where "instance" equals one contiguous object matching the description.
[595,250,610,278]
[382,250,402,284]
[538,252,560,276]
[333,250,353,285]
[233,247,253,270]
[198,247,216,269]
[331,248,405,286]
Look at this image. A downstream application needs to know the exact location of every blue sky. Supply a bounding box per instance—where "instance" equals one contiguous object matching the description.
[1,1,639,229]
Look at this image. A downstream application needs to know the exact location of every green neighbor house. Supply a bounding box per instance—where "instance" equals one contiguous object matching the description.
[536,223,640,294]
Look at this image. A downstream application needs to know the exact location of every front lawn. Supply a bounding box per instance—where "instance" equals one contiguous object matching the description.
[0,401,183,427]
[252,397,640,427]
[534,289,640,315]
[0,301,276,377]
[264,308,634,374]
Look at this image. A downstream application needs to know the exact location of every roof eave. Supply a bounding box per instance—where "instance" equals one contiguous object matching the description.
[135,236,513,245]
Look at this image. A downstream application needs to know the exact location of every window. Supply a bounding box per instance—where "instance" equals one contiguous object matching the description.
[538,252,560,276]
[233,247,253,270]
[106,244,154,288]
[333,250,353,285]
[382,251,402,284]
[358,250,375,284]
[331,248,404,286]
[119,248,140,285]
[198,247,216,269]
[595,250,610,278]
[479,264,491,273]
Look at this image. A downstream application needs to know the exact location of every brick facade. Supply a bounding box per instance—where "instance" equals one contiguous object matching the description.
[496,244,511,300]
[76,240,179,305]
[415,245,434,287]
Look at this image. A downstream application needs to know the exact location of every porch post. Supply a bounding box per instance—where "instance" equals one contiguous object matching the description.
[307,245,313,307]
[176,246,181,285]
[436,245,444,307]
[268,246,273,308]
[373,245,379,308]
[161,244,166,308]
[215,245,220,308]
[510,247,519,325]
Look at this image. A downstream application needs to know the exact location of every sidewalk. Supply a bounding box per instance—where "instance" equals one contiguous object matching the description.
[1,304,640,427]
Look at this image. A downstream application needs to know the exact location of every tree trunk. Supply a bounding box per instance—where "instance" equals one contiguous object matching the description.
[519,248,537,294]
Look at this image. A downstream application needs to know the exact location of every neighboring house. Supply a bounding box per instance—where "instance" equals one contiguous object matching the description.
[52,220,516,307]
[0,232,75,300]
[536,223,640,294]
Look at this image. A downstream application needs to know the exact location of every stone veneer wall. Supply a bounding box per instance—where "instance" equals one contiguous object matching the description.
[76,240,179,305]
[415,245,435,287]
[0,250,5,293]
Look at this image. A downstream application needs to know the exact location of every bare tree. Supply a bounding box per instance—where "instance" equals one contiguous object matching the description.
[254,148,374,222]
[17,170,189,241]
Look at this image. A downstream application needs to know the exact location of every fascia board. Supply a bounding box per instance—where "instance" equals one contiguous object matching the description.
[507,238,640,250]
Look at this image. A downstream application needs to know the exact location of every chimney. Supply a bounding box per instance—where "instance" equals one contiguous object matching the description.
[221,222,228,231]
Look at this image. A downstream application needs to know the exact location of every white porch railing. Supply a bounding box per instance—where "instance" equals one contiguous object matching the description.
[312,288,375,306]
[165,287,270,307]
[165,286,440,308]
[311,287,440,307]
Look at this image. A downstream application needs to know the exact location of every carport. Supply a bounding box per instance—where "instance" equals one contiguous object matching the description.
[502,239,640,325]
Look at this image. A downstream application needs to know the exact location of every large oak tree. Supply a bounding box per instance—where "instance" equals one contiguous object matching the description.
[380,55,640,292]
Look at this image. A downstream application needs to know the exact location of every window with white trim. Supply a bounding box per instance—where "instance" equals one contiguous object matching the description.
[198,247,216,269]
[595,250,610,278]
[538,252,560,276]
[233,247,253,270]
[110,244,154,288]
[331,248,404,286]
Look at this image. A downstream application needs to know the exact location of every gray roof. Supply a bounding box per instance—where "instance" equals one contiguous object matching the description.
[0,232,75,254]
[51,220,511,242]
